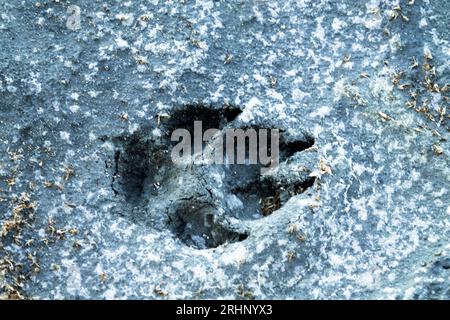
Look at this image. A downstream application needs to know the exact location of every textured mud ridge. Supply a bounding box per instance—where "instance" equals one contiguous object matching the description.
[109,105,316,249]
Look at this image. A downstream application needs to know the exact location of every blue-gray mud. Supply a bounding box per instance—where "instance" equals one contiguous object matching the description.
[0,0,449,299]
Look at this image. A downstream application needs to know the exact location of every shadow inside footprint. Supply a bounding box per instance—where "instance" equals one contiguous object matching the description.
[223,129,316,220]
[226,165,316,220]
[108,104,317,250]
[111,132,172,205]
[167,201,248,250]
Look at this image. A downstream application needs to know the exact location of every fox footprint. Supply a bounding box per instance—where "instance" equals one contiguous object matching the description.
[109,105,318,250]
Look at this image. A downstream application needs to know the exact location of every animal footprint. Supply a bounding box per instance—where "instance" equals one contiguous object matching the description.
[109,105,317,250]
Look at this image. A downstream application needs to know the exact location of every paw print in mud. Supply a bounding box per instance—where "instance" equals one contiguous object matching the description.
[109,105,317,250]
